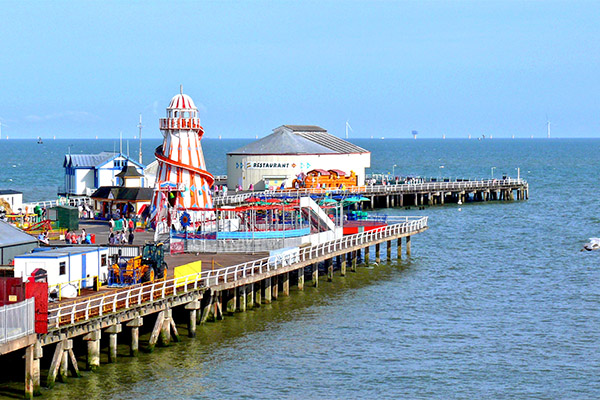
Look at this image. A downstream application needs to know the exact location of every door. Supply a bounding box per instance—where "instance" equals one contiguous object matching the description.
[81,254,87,288]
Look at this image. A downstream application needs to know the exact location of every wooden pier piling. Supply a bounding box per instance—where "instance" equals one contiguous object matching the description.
[297,268,304,290]
[238,286,247,312]
[24,344,34,400]
[254,283,261,306]
[282,272,290,296]
[247,284,255,308]
[149,311,165,351]
[185,302,199,338]
[47,341,64,388]
[107,324,122,362]
[127,317,143,355]
[271,277,278,300]
[397,237,402,259]
[263,278,272,304]
[84,329,100,370]
[226,289,237,314]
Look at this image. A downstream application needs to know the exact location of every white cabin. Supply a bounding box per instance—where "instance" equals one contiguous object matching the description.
[0,189,23,212]
[13,247,110,289]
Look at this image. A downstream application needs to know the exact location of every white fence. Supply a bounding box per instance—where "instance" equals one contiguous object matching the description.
[214,179,527,206]
[23,197,91,210]
[47,216,428,329]
[0,298,35,344]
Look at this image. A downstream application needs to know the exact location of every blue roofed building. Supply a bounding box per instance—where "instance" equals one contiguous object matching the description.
[62,152,146,196]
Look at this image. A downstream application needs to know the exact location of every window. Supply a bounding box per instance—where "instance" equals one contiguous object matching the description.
[101,254,107,267]
[59,262,66,276]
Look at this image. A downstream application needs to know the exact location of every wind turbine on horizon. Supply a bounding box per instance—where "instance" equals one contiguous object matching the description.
[0,121,9,140]
[345,120,353,139]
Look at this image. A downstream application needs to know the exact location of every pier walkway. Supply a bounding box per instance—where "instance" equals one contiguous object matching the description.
[10,216,427,398]
[214,178,528,208]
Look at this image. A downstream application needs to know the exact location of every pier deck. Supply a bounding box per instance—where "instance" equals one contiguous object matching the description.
[214,178,529,208]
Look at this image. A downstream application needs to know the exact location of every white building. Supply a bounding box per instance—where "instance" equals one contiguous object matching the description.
[227,125,371,190]
[63,152,146,196]
[13,247,110,290]
[0,189,23,212]
[143,160,159,189]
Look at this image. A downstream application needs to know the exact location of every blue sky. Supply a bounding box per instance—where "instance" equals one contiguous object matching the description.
[0,0,598,139]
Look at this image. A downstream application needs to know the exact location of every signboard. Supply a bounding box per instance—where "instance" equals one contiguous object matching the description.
[234,161,311,170]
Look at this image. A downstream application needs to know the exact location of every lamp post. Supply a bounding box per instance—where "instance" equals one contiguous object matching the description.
[392,164,397,178]
[491,166,496,180]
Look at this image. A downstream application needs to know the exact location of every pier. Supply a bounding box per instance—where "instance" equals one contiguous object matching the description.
[1,217,427,399]
[213,178,529,208]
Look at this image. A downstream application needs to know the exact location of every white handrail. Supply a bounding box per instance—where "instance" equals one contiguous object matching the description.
[213,179,527,205]
[47,216,428,329]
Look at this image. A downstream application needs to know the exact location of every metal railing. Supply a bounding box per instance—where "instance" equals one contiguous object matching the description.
[46,216,428,330]
[106,245,141,258]
[213,179,527,206]
[23,197,91,210]
[0,298,35,344]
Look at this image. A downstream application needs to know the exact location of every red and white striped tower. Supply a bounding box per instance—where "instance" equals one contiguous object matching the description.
[151,87,214,238]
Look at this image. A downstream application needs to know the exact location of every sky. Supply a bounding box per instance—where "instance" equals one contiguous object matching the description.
[0,0,598,139]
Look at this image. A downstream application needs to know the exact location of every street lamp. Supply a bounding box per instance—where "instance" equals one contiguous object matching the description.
[491,166,496,180]
[392,164,397,177]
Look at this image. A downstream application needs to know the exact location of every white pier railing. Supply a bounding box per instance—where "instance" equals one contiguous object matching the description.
[22,197,91,211]
[46,216,428,330]
[0,298,35,344]
[213,178,528,206]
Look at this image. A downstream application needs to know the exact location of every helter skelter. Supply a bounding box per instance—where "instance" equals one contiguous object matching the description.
[150,87,214,240]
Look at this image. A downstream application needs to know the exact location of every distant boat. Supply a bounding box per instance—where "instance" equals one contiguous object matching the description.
[37,137,43,144]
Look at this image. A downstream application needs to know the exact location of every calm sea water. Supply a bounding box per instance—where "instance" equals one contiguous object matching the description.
[1,138,600,399]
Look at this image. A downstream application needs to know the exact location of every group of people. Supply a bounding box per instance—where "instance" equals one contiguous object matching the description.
[78,203,93,219]
[212,183,255,197]
[213,184,228,197]
[108,230,134,245]
[64,229,92,244]
[108,216,135,245]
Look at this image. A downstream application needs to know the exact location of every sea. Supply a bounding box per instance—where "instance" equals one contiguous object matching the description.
[1,138,599,399]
